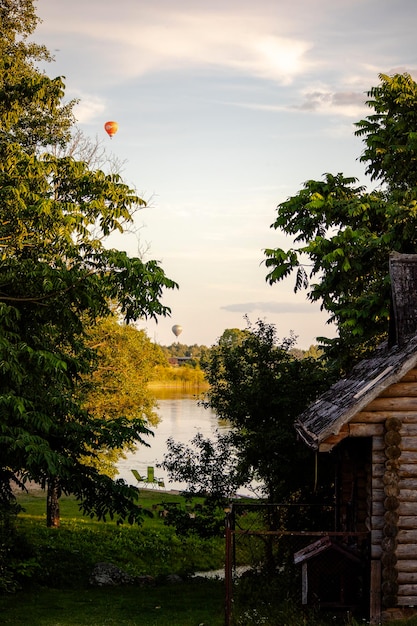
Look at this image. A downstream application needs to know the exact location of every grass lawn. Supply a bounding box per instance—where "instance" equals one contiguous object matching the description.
[8,489,417,625]
[0,581,225,625]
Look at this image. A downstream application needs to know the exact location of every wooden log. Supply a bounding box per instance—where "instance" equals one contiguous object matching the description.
[386,417,403,431]
[373,449,387,464]
[385,431,402,446]
[382,580,399,596]
[398,501,417,515]
[373,462,385,477]
[372,544,382,559]
[400,369,417,382]
[400,424,417,436]
[382,536,397,552]
[397,596,417,606]
[384,511,399,525]
[386,445,402,460]
[399,465,417,478]
[400,437,417,451]
[398,516,417,529]
[373,435,385,451]
[385,495,400,511]
[397,489,417,502]
[383,523,399,538]
[397,530,417,544]
[348,423,385,437]
[399,478,417,490]
[359,410,416,421]
[384,484,400,498]
[396,544,417,559]
[383,470,400,486]
[380,383,417,397]
[372,516,384,530]
[398,572,417,584]
[372,501,385,516]
[395,560,417,572]
[397,584,417,596]
[399,448,417,470]
[367,397,417,411]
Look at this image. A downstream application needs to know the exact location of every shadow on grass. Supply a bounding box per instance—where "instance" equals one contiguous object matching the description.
[0,580,224,626]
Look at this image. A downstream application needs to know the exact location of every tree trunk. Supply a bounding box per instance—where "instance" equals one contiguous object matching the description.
[46,477,61,528]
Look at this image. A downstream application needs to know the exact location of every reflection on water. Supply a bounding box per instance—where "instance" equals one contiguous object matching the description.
[116,391,229,492]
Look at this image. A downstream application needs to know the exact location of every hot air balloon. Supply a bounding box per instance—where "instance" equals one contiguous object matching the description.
[172,324,183,339]
[104,121,118,139]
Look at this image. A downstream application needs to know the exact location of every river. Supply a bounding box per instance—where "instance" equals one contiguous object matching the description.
[116,390,231,492]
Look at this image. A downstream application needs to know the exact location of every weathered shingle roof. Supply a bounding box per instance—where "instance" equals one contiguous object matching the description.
[294,333,417,449]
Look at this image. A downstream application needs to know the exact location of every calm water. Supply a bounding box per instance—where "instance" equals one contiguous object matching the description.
[116,391,229,492]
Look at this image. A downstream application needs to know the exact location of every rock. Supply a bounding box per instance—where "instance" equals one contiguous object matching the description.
[165,573,183,584]
[89,562,135,587]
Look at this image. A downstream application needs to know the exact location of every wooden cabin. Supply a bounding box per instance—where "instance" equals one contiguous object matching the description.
[294,253,417,623]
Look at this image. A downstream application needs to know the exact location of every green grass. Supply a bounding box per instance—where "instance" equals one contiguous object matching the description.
[0,581,225,625]
[7,490,417,625]
[13,489,224,587]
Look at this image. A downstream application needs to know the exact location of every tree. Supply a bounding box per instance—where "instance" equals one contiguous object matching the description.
[200,319,330,503]
[0,0,178,529]
[80,318,165,478]
[264,73,417,369]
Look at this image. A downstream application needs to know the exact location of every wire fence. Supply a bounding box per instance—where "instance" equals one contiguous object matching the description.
[224,503,370,625]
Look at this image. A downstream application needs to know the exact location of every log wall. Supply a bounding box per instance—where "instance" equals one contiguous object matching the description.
[352,367,417,609]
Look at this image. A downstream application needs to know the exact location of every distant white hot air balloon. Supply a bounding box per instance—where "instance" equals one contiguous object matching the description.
[172,324,183,339]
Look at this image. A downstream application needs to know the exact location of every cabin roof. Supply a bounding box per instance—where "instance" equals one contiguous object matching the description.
[294,333,417,449]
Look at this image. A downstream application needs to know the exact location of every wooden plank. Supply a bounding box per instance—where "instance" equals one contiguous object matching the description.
[370,560,382,625]
[371,544,382,559]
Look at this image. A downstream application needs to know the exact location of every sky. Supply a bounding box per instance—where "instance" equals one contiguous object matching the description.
[35,0,417,348]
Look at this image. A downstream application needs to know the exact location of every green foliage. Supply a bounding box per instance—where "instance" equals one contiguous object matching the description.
[264,73,417,369]
[14,490,225,586]
[355,72,417,191]
[80,319,165,477]
[0,0,178,536]
[200,319,332,503]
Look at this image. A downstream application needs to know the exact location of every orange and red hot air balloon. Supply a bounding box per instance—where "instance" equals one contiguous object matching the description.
[104,121,119,139]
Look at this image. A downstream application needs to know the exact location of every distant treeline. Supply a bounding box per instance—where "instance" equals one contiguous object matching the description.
[149,342,322,390]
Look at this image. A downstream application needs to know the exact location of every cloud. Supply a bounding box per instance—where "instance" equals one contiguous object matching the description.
[72,94,107,123]
[221,301,320,314]
[38,3,313,85]
[293,88,368,117]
